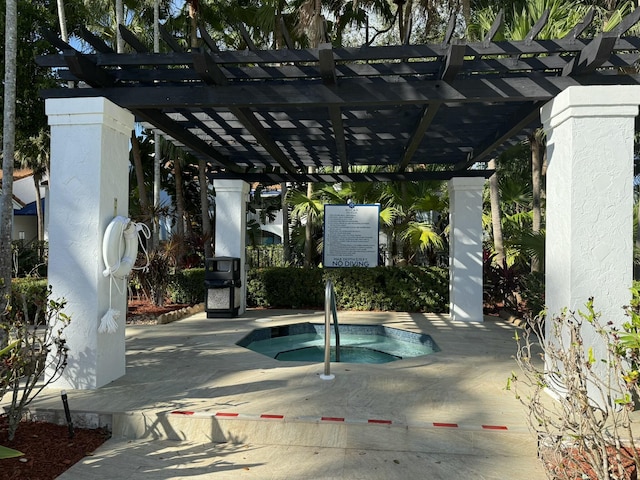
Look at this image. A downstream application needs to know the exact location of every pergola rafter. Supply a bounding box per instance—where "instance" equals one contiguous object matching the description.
[37,8,640,182]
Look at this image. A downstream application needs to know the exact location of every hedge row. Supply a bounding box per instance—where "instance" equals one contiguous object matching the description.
[169,268,205,304]
[11,266,449,314]
[247,266,449,312]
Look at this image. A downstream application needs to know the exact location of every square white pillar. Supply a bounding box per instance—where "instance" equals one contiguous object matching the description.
[542,86,640,402]
[46,97,134,389]
[448,177,485,322]
[213,179,249,314]
[542,86,640,328]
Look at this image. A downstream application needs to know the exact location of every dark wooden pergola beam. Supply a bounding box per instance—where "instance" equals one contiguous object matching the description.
[231,108,300,174]
[63,50,115,87]
[615,6,640,37]
[525,9,550,45]
[454,101,545,170]
[482,10,504,47]
[564,8,594,41]
[159,23,184,53]
[78,26,115,53]
[562,32,618,76]
[119,25,148,53]
[279,17,295,49]
[192,49,228,85]
[319,44,349,173]
[42,72,638,109]
[237,23,258,51]
[134,108,239,171]
[398,102,442,172]
[441,43,466,82]
[40,36,640,68]
[191,50,299,175]
[209,169,494,184]
[198,25,220,53]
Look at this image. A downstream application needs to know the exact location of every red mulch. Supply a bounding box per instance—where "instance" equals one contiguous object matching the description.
[0,415,110,480]
[543,445,639,480]
[126,298,189,324]
[0,298,184,479]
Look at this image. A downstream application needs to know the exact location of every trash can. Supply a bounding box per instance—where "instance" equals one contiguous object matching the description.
[205,257,241,318]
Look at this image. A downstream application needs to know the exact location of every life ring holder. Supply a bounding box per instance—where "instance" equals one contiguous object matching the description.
[102,216,139,280]
[99,216,150,333]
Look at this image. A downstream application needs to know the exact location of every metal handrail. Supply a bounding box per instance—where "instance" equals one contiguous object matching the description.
[320,279,340,380]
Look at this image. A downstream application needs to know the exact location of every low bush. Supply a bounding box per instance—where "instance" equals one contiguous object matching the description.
[247,268,324,308]
[247,266,448,312]
[169,268,205,304]
[10,278,49,324]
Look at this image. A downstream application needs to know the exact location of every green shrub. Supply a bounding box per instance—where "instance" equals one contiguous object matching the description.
[10,278,49,324]
[169,268,205,304]
[247,268,324,308]
[247,266,448,312]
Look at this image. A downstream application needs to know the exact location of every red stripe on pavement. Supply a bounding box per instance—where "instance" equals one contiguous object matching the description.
[482,425,508,430]
[321,416,345,422]
[171,411,195,415]
[216,412,239,417]
[260,414,285,419]
[368,419,392,425]
[433,422,459,428]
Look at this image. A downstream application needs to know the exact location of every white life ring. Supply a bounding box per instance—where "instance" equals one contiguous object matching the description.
[102,216,139,279]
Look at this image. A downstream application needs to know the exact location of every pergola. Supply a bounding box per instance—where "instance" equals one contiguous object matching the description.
[37,8,640,389]
[38,8,640,182]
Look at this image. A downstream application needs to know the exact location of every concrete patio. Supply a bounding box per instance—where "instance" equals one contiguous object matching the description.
[4,308,546,479]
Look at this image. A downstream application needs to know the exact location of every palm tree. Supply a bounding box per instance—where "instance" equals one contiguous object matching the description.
[56,0,69,42]
[152,0,161,249]
[0,0,18,322]
[15,130,50,243]
[488,159,505,265]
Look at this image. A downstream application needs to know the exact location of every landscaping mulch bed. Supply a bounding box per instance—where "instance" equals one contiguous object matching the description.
[126,298,189,325]
[0,415,110,480]
[0,298,188,479]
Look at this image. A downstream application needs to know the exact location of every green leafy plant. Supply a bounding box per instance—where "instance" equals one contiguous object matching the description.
[1,288,70,441]
[130,246,176,307]
[246,266,448,312]
[0,340,24,459]
[511,299,640,479]
[169,268,205,304]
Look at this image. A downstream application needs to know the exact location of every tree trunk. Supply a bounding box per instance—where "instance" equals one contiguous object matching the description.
[531,132,543,273]
[152,0,161,249]
[488,159,505,266]
[199,159,212,258]
[56,0,68,41]
[188,0,198,48]
[131,132,149,216]
[115,0,124,53]
[281,182,290,265]
[174,157,186,267]
[0,0,17,328]
[33,175,44,242]
[304,168,315,267]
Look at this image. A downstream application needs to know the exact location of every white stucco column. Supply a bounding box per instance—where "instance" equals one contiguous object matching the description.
[542,85,640,329]
[46,97,134,389]
[213,179,249,314]
[448,177,485,322]
[542,86,640,404]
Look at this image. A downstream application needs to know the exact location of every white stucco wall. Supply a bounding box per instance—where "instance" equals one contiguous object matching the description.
[47,97,134,389]
[214,179,249,314]
[542,85,640,403]
[448,177,485,322]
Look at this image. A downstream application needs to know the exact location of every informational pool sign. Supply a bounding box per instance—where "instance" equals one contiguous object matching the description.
[323,203,380,268]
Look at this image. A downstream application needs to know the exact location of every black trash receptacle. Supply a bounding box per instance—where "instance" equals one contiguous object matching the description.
[205,257,241,318]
